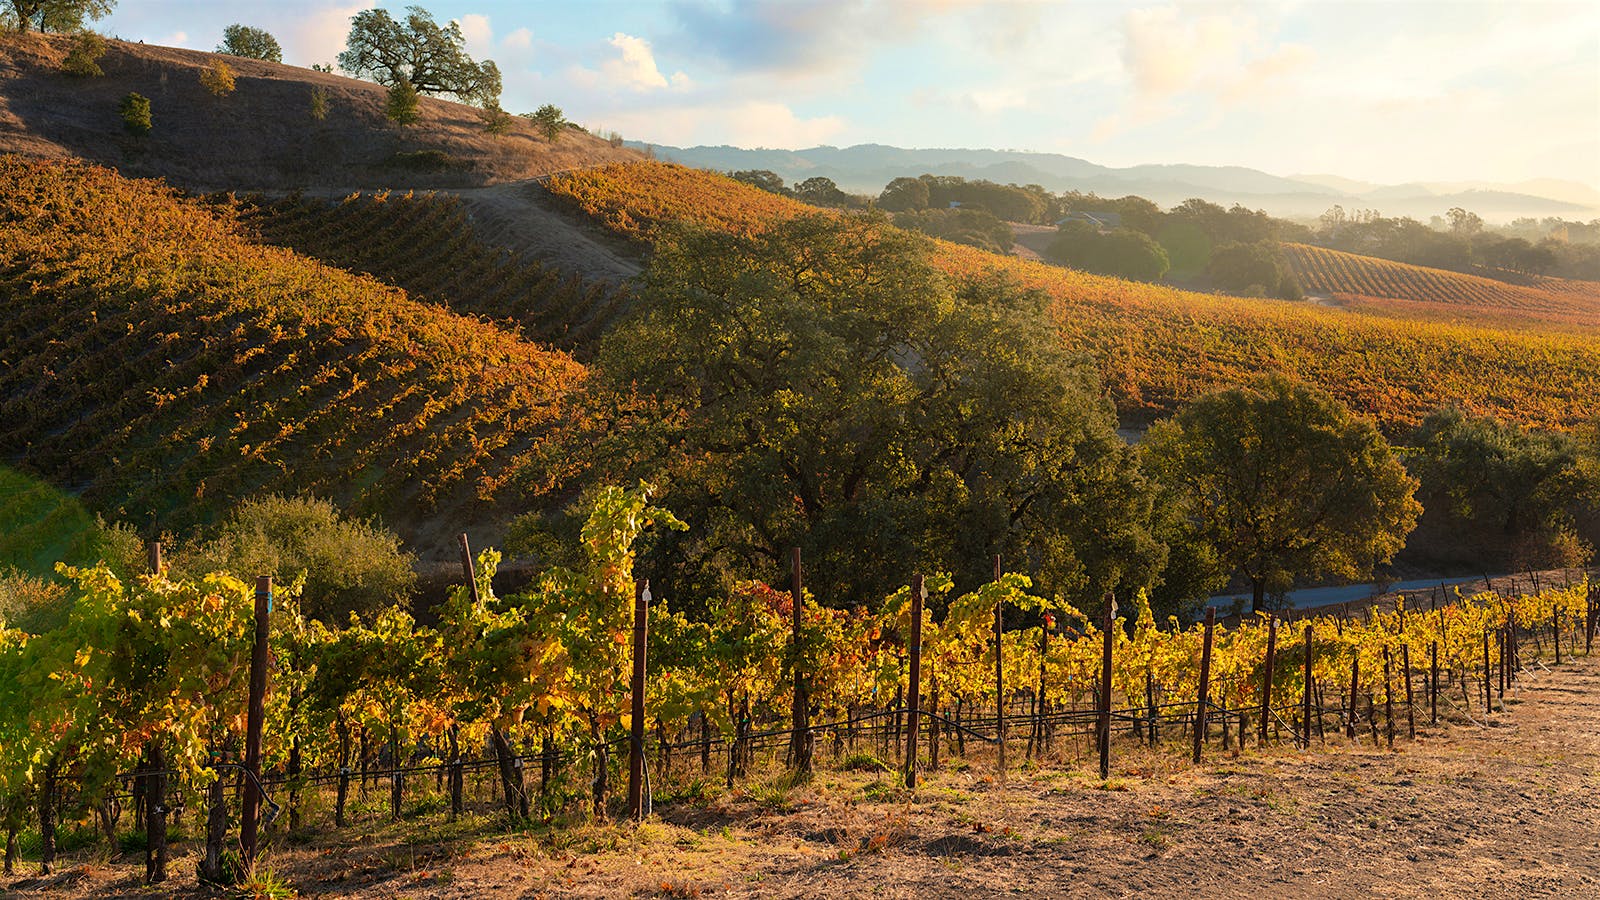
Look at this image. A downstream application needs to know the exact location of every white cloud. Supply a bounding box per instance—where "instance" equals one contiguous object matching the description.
[157,30,189,48]
[504,28,533,52]
[458,13,494,60]
[282,4,364,69]
[605,100,845,149]
[601,32,687,92]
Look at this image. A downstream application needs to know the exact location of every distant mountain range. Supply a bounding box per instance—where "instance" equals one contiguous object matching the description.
[628,142,1599,222]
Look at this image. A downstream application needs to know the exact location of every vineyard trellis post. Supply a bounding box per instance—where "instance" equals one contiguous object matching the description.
[1429,641,1439,726]
[457,532,480,606]
[144,541,168,885]
[905,575,925,789]
[1402,643,1415,740]
[240,575,271,872]
[993,555,1005,782]
[1194,607,1215,764]
[628,581,649,822]
[787,548,812,775]
[1259,615,1276,746]
[1301,623,1313,749]
[1098,594,1114,780]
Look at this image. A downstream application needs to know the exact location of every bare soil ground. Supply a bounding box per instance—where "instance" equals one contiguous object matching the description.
[6,655,1597,899]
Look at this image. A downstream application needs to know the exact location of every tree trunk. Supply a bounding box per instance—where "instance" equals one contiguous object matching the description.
[38,755,57,875]
[490,729,527,822]
[1252,577,1266,614]
[199,773,228,884]
[144,741,167,884]
[448,727,463,820]
[389,730,403,822]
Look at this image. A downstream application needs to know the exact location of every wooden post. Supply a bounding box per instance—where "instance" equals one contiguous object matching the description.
[1482,629,1493,712]
[1429,641,1439,726]
[1301,624,1313,749]
[1098,594,1115,780]
[1194,607,1215,764]
[994,555,1006,781]
[905,575,925,788]
[1553,610,1561,665]
[1382,647,1395,749]
[787,548,811,774]
[457,533,480,606]
[1346,655,1360,739]
[1259,616,1276,746]
[144,542,168,883]
[240,576,271,872]
[1401,644,1415,740]
[628,581,650,821]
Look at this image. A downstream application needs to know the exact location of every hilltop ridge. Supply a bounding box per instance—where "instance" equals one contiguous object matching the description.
[0,31,641,192]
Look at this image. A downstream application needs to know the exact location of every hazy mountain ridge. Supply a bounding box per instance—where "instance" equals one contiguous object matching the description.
[634,142,1599,222]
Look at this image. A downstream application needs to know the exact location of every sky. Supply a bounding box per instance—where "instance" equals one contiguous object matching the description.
[97,1,1600,190]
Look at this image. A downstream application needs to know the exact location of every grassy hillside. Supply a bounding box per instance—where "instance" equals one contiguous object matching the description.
[0,156,586,544]
[546,161,1600,431]
[1283,242,1600,327]
[0,32,640,191]
[236,191,632,359]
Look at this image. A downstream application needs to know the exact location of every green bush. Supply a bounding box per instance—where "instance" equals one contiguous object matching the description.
[61,32,106,77]
[309,86,328,121]
[478,101,513,135]
[182,494,416,623]
[119,92,151,134]
[385,78,419,125]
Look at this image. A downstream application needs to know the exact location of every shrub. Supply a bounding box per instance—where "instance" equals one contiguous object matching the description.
[385,78,419,125]
[478,101,513,135]
[183,494,416,623]
[61,32,106,77]
[200,60,236,96]
[523,103,564,141]
[119,92,151,134]
[309,86,328,121]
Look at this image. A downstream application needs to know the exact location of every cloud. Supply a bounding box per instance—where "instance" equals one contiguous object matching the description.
[584,32,691,92]
[457,13,494,60]
[157,30,189,48]
[282,4,364,69]
[604,100,845,149]
[504,28,533,53]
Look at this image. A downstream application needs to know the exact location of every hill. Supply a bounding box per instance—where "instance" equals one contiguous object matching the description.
[546,161,1600,431]
[1283,243,1600,328]
[633,142,1600,221]
[0,155,586,548]
[235,190,633,359]
[0,31,641,192]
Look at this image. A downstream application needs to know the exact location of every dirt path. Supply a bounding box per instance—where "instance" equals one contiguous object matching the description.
[6,658,1598,898]
[449,181,644,284]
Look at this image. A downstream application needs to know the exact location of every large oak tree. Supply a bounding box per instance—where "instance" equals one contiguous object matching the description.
[1143,375,1420,612]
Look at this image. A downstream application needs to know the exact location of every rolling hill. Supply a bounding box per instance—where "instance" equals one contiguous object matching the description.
[0,31,641,192]
[0,155,587,547]
[546,161,1600,431]
[1283,243,1600,328]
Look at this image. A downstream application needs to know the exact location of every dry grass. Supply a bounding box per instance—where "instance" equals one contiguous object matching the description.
[0,32,641,192]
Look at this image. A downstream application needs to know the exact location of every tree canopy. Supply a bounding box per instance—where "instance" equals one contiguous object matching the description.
[1046,221,1170,281]
[338,6,501,105]
[218,24,282,62]
[551,214,1162,611]
[1143,375,1420,612]
[1407,408,1599,570]
[4,0,110,33]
